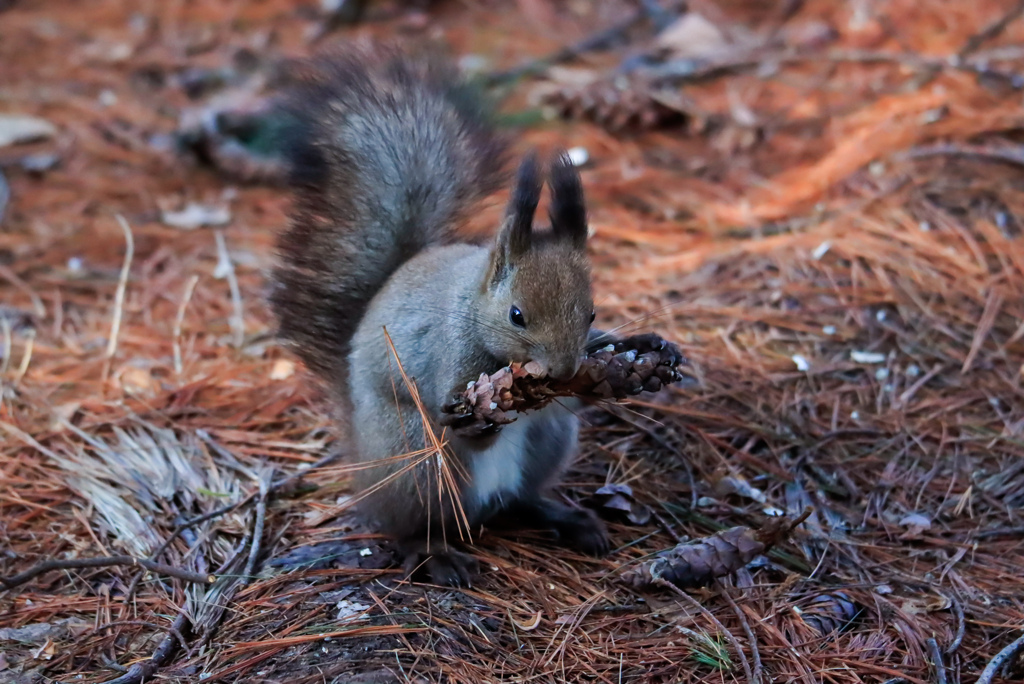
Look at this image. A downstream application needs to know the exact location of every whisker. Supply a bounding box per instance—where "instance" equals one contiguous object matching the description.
[588,301,685,348]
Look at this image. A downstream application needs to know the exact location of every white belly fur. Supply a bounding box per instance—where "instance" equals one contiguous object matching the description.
[467,413,533,509]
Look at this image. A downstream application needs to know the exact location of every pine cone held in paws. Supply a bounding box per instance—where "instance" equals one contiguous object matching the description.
[441,333,689,432]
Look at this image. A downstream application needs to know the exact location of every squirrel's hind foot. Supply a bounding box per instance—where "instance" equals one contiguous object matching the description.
[498,498,611,557]
[398,540,479,588]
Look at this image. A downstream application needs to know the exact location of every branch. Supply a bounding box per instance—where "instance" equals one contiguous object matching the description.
[944,595,966,656]
[123,499,246,604]
[1,556,214,591]
[100,613,191,684]
[926,637,948,684]
[92,620,193,660]
[243,474,270,578]
[645,48,1023,88]
[958,0,1024,58]
[90,450,337,684]
[977,630,1024,684]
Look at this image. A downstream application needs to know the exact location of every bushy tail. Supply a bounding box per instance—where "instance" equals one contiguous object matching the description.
[270,44,508,382]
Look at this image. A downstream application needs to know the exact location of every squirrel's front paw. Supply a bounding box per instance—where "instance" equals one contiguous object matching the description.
[610,332,686,367]
[440,367,520,434]
[585,333,688,398]
[438,409,505,438]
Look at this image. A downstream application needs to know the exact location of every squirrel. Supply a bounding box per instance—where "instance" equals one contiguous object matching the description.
[271,44,627,586]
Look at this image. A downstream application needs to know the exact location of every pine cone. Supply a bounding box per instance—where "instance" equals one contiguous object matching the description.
[621,510,810,590]
[440,333,688,435]
[543,79,690,132]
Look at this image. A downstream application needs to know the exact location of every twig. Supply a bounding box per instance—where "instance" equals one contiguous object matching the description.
[973,526,1024,539]
[927,637,948,684]
[484,1,684,86]
[650,506,687,545]
[653,577,753,683]
[92,620,193,660]
[104,534,252,683]
[272,449,341,489]
[645,48,1023,88]
[945,597,966,656]
[244,473,270,578]
[0,262,46,318]
[13,328,34,382]
[899,144,1024,170]
[897,364,945,407]
[105,215,134,359]
[123,499,247,605]
[100,657,129,674]
[958,0,1024,58]
[977,630,1024,684]
[0,316,11,376]
[78,406,330,681]
[99,613,190,684]
[173,274,199,376]
[0,168,8,226]
[124,450,338,604]
[718,581,762,684]
[214,229,244,349]
[0,555,214,591]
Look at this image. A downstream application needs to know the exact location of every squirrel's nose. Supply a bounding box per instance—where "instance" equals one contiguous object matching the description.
[546,356,583,382]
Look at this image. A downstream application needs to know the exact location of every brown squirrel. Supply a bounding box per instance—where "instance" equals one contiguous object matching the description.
[271,44,638,586]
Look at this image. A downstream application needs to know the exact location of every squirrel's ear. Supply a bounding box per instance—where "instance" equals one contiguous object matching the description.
[548,151,587,249]
[490,152,540,283]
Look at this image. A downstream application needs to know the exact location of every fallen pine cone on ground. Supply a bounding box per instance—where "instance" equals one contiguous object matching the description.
[621,509,811,589]
[440,333,689,434]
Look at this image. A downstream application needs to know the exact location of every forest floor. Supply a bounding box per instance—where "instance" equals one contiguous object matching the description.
[2,1,1024,683]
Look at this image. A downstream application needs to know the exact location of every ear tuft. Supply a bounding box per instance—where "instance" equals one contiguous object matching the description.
[489,151,541,286]
[506,150,542,257]
[548,150,587,249]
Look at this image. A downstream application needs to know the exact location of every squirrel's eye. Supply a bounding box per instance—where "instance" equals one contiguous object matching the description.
[590,310,596,323]
[509,305,526,328]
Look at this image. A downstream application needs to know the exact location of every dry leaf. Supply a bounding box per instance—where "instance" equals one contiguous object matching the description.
[512,611,543,631]
[900,593,952,615]
[898,512,932,539]
[119,366,159,396]
[35,639,57,660]
[336,599,370,622]
[270,358,296,380]
[161,202,231,229]
[654,13,730,61]
[594,483,652,525]
[0,115,57,147]
[48,402,82,432]
[713,474,767,504]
